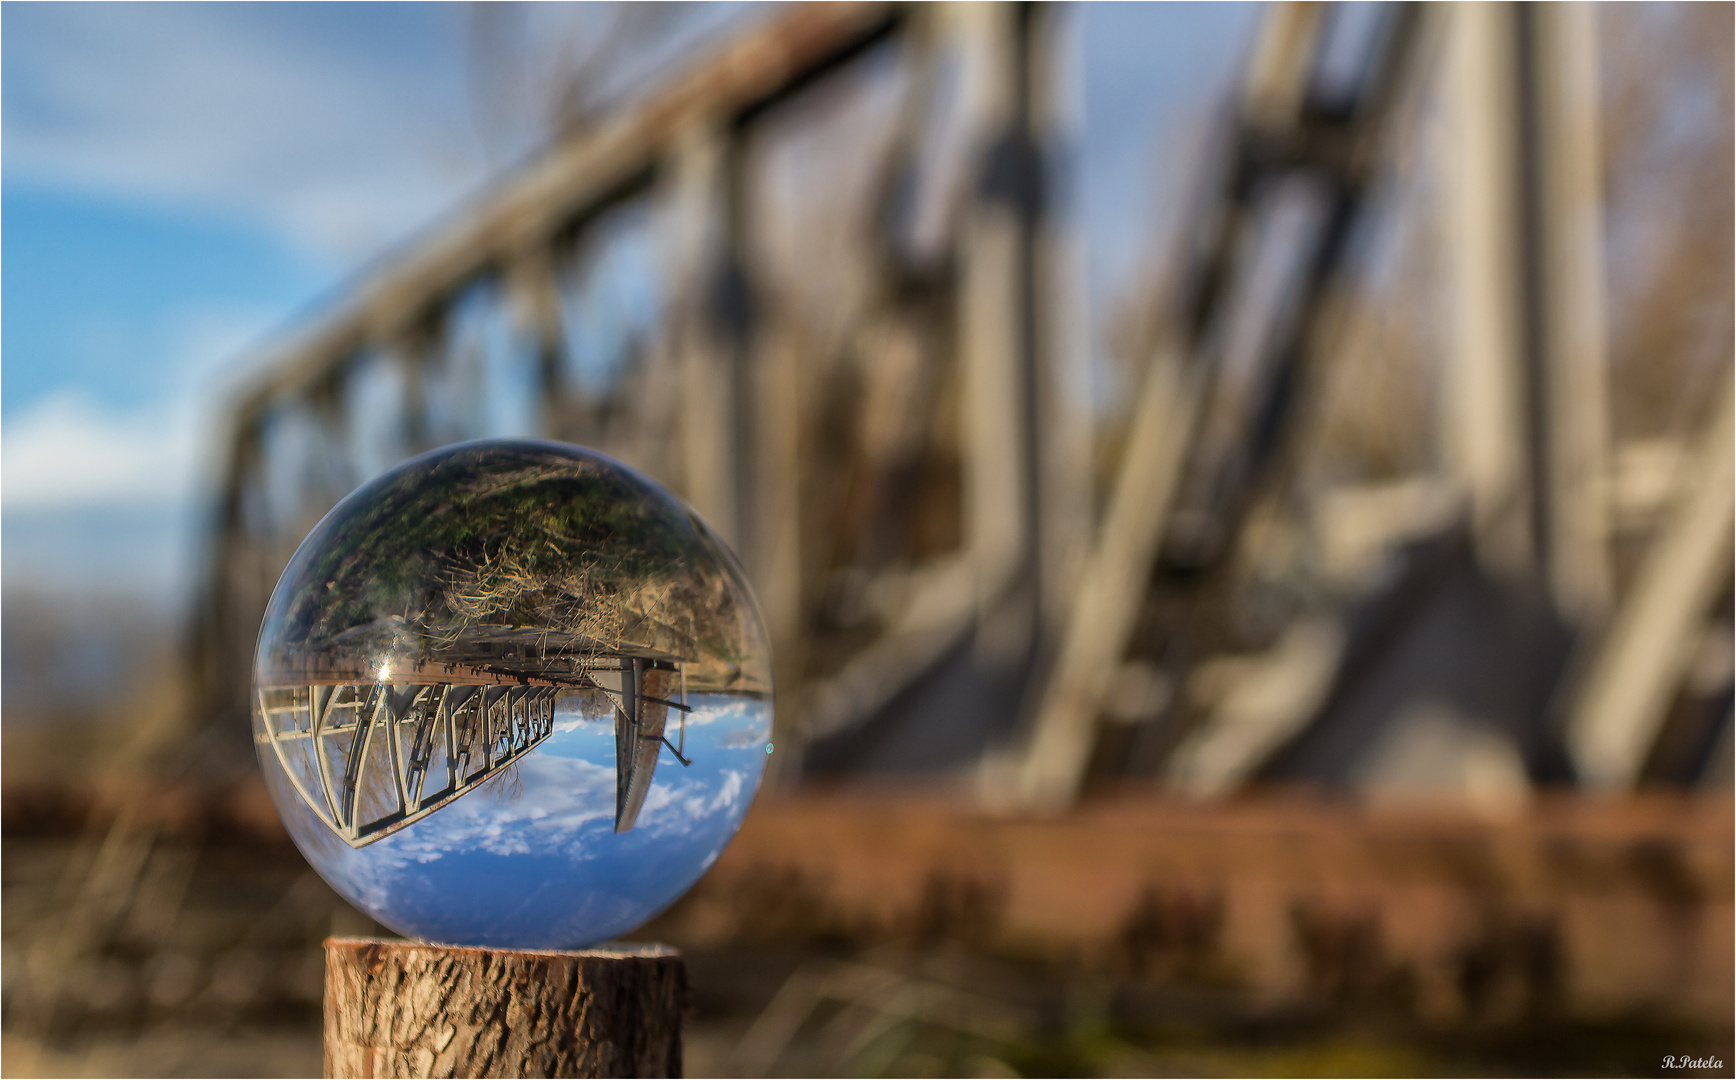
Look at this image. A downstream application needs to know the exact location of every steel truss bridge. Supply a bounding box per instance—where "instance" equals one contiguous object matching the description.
[207,2,1732,806]
[256,656,688,846]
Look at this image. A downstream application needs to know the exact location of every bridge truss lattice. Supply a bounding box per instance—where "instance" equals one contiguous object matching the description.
[256,682,557,848]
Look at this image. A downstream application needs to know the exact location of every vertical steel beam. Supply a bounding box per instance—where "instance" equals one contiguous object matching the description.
[953,1,1045,666]
[342,686,386,838]
[1449,0,1613,618]
[397,320,438,455]
[1446,1,1611,618]
[1530,2,1612,622]
[506,244,569,440]
[669,120,743,548]
[1030,2,1094,644]
[385,688,411,815]
[1446,1,1535,577]
[312,685,342,828]
[752,326,806,780]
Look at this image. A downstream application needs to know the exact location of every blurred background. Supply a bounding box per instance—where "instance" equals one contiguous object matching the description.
[3,2,1731,1075]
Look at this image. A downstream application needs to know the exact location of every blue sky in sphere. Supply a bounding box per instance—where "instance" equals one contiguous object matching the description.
[1,2,1257,609]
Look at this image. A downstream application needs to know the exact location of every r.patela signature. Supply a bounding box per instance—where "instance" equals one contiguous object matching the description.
[1662,1056,1724,1070]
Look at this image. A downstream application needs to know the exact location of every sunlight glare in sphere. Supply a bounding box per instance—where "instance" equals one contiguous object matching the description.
[250,439,772,948]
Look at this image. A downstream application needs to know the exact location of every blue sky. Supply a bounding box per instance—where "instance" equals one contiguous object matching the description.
[3,2,491,602]
[4,186,322,415]
[2,2,1257,609]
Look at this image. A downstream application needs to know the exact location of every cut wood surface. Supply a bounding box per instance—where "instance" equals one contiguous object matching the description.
[324,937,684,1079]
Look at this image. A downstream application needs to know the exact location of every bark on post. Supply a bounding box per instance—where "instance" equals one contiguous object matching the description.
[323,937,684,1079]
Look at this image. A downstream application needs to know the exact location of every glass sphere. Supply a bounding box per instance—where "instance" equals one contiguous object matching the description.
[252,439,771,949]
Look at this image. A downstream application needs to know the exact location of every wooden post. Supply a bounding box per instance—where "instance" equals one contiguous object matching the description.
[323,938,685,1079]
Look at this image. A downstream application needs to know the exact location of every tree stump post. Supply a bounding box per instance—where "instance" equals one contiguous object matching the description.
[323,938,685,1079]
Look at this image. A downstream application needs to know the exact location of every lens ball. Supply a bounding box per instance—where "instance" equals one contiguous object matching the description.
[252,439,771,948]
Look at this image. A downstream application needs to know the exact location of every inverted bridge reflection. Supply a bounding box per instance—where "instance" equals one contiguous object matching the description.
[255,655,689,845]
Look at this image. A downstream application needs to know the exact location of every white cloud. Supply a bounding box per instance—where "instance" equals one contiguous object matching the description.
[1,390,203,511]
[4,4,489,262]
[356,754,673,872]
[346,735,762,873]
[1,5,765,264]
[1,296,284,514]
[428,755,620,860]
[1,5,494,600]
